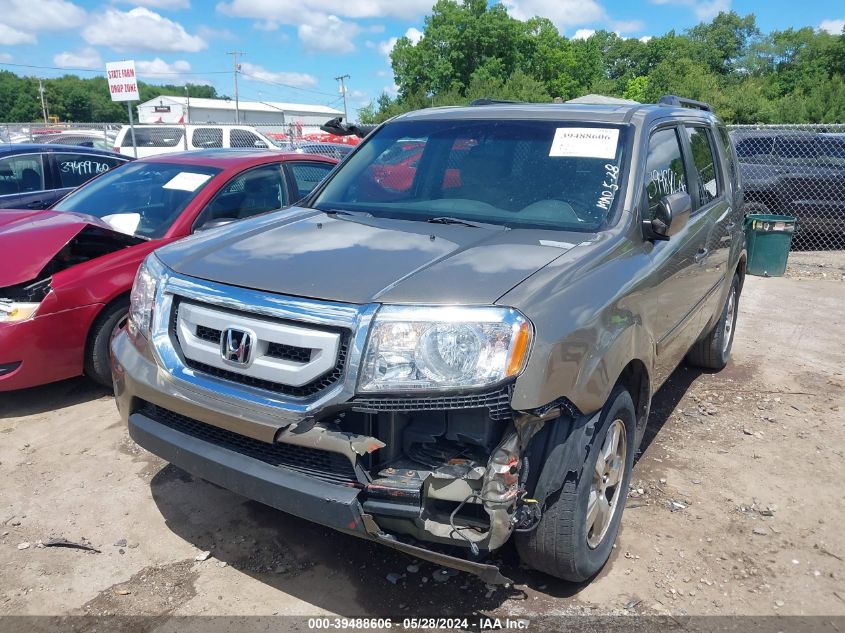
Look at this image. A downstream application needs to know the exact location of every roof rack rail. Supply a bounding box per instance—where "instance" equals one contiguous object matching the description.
[658,95,712,112]
[469,98,524,106]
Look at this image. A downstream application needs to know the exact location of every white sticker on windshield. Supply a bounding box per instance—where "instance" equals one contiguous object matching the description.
[102,212,140,235]
[550,128,619,159]
[163,172,212,192]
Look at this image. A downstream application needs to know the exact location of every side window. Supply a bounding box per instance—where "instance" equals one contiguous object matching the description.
[125,128,184,148]
[192,128,223,149]
[684,126,722,206]
[287,162,335,199]
[230,129,268,148]
[53,153,127,188]
[194,164,287,229]
[644,128,688,217]
[0,154,46,195]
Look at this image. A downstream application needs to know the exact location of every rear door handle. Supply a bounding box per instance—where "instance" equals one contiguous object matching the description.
[694,248,709,263]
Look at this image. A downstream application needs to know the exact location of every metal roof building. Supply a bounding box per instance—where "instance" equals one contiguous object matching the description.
[137,96,343,126]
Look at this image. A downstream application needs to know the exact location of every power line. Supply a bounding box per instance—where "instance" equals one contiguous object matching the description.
[238,71,338,98]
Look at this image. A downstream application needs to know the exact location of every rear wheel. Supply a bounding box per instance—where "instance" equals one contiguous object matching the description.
[687,274,740,370]
[84,297,129,388]
[515,386,636,582]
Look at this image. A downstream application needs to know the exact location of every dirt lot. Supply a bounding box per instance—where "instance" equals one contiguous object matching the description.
[1,253,844,625]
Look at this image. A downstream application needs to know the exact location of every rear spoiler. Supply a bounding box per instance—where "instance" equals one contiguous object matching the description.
[320,117,377,139]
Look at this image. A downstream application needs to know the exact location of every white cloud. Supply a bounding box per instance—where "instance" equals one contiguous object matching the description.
[238,61,318,88]
[216,0,432,21]
[117,0,190,8]
[53,47,102,68]
[216,0,432,52]
[0,0,85,30]
[377,27,423,62]
[135,57,211,84]
[405,26,423,44]
[82,7,206,53]
[818,18,845,35]
[378,37,398,57]
[136,57,191,75]
[649,0,731,21]
[298,14,359,53]
[0,52,12,62]
[639,35,653,42]
[610,19,645,33]
[572,29,596,40]
[0,0,85,43]
[0,22,35,44]
[503,0,605,29]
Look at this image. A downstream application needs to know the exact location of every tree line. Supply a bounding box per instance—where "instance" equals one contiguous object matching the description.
[360,0,845,124]
[0,71,220,123]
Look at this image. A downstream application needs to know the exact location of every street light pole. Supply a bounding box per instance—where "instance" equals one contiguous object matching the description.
[227,51,245,124]
[335,74,350,122]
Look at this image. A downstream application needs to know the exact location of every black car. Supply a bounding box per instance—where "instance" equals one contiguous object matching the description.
[0,144,129,210]
[732,130,845,245]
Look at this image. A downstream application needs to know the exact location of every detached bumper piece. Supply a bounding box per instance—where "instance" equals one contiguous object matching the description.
[128,404,514,585]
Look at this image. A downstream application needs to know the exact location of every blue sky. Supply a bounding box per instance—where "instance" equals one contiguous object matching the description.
[0,0,843,119]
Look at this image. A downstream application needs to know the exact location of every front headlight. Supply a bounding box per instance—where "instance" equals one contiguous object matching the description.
[358,306,532,393]
[0,301,40,323]
[128,254,163,338]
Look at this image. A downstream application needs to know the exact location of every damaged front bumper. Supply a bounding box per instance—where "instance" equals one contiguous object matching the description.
[113,326,557,584]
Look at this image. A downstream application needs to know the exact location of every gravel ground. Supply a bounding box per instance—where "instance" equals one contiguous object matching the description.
[1,253,843,627]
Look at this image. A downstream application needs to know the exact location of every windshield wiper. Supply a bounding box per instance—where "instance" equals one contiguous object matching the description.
[426,216,483,228]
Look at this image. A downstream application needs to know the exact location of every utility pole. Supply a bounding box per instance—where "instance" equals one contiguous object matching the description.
[335,74,350,122]
[38,79,48,124]
[227,51,245,124]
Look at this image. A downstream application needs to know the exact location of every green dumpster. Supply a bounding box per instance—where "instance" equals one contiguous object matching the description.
[744,214,797,277]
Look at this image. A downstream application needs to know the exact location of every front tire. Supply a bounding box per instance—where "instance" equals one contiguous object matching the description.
[515,386,636,582]
[84,297,129,388]
[687,274,740,370]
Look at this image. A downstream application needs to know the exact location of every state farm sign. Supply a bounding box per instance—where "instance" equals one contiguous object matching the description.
[106,60,139,102]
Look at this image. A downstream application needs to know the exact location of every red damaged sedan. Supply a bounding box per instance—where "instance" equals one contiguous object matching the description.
[0,150,337,391]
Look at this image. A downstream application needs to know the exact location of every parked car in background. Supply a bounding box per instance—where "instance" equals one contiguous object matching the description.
[114,96,746,584]
[0,144,129,209]
[113,125,278,158]
[0,150,337,392]
[732,129,845,240]
[293,142,355,161]
[37,131,118,150]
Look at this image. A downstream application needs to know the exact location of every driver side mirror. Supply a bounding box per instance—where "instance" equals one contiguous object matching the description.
[642,192,691,241]
[195,218,236,233]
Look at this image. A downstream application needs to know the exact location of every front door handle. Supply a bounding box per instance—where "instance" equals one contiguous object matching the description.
[694,248,709,263]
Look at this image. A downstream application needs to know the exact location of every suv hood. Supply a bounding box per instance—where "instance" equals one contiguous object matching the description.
[0,209,142,287]
[156,208,592,305]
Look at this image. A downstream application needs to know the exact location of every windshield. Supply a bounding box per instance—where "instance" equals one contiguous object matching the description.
[312,119,628,231]
[52,161,221,238]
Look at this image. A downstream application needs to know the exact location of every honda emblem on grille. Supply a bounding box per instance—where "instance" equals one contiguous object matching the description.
[221,328,253,367]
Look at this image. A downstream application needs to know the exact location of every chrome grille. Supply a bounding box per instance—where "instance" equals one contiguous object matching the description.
[170,299,349,399]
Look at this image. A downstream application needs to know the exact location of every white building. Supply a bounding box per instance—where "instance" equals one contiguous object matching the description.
[137,96,343,127]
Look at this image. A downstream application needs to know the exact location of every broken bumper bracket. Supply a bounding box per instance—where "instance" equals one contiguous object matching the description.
[362,515,513,586]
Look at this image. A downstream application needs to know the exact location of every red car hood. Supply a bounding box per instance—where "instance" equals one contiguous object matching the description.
[0,209,133,287]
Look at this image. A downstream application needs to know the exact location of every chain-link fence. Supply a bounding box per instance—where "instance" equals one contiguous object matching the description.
[728,124,845,251]
[0,121,355,157]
